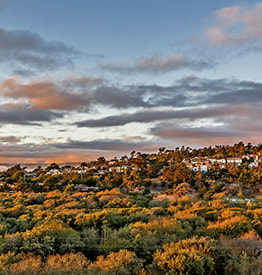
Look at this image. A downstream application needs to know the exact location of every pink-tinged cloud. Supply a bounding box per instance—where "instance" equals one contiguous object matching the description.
[0,138,159,167]
[0,150,113,167]
[150,119,262,148]
[207,2,262,45]
[0,77,92,111]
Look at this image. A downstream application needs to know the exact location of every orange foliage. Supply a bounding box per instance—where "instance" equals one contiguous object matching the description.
[207,214,252,237]
[131,218,185,236]
[9,253,43,274]
[89,249,143,274]
[45,252,89,273]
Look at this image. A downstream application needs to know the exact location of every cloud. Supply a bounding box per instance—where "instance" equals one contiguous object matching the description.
[0,75,148,121]
[0,99,62,125]
[0,143,95,166]
[0,74,260,162]
[150,123,262,147]
[13,68,37,77]
[149,103,262,147]
[1,75,262,126]
[62,75,104,89]
[0,135,22,143]
[207,2,262,45]
[0,149,114,167]
[1,74,262,112]
[74,103,262,144]
[201,79,262,105]
[74,106,234,128]
[0,28,76,54]
[0,76,147,112]
[151,124,238,139]
[0,76,98,111]
[116,77,262,109]
[0,108,63,125]
[12,52,74,71]
[0,76,145,112]
[52,138,156,152]
[92,85,149,108]
[100,53,209,74]
[148,76,262,107]
[0,27,79,72]
[0,138,159,166]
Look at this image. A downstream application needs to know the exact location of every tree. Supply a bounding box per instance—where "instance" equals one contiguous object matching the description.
[43,175,60,191]
[153,239,216,274]
[9,253,43,274]
[6,165,22,177]
[44,252,89,274]
[173,182,193,197]
[64,184,75,193]
[89,249,143,274]
[15,178,28,192]
[102,170,123,189]
[162,163,194,185]
[46,163,60,171]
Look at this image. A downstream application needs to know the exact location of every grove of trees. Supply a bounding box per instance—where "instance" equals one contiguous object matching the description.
[0,142,261,274]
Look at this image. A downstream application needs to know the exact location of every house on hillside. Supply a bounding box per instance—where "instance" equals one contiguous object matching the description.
[183,158,210,173]
[46,168,62,175]
[244,154,259,161]
[71,167,85,174]
[208,158,226,168]
[109,166,130,173]
[191,157,210,165]
[227,157,242,165]
[75,185,99,192]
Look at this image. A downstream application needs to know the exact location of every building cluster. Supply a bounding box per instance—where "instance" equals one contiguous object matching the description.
[37,153,262,177]
[46,165,94,176]
[45,163,134,178]
[182,154,260,173]
[1,151,261,192]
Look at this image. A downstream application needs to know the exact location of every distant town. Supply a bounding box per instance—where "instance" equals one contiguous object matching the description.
[0,142,262,198]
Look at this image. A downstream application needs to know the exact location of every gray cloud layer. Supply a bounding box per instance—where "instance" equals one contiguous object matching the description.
[74,76,262,126]
[52,139,156,152]
[100,54,210,74]
[1,75,261,127]
[0,108,62,125]
[75,107,231,128]
[0,137,159,165]
[150,122,262,147]
[0,28,79,74]
[69,75,262,147]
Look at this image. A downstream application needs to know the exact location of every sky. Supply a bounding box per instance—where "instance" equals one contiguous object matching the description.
[0,0,261,167]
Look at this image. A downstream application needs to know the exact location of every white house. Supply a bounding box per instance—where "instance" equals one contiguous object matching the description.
[227,157,242,165]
